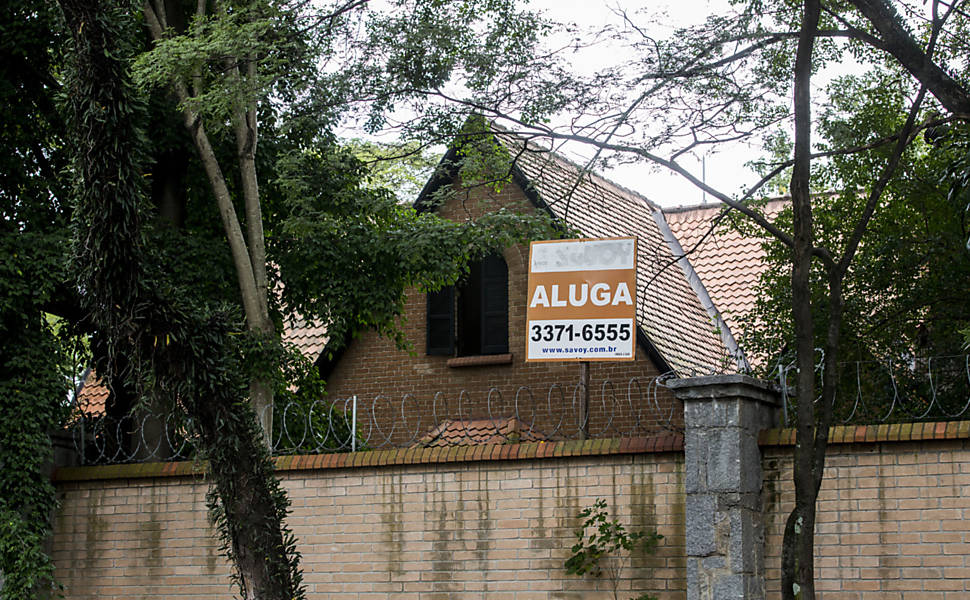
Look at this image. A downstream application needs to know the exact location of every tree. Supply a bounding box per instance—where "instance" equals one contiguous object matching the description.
[40,0,557,598]
[0,2,73,597]
[131,0,556,440]
[404,1,970,598]
[739,68,970,383]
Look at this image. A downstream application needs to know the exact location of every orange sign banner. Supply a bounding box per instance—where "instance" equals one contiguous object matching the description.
[526,237,637,362]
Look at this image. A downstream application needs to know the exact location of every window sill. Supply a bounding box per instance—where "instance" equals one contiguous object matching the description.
[446,353,513,368]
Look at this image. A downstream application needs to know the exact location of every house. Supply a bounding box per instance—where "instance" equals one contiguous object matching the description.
[310,128,750,446]
[74,127,782,452]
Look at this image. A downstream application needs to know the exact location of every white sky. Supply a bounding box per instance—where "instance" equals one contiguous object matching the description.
[524,0,757,208]
[347,0,773,207]
[348,0,883,207]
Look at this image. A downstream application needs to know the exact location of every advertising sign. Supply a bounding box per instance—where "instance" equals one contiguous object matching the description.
[526,237,637,362]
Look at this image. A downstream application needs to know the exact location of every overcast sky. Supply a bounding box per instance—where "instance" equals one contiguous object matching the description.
[525,0,757,208]
[350,0,763,208]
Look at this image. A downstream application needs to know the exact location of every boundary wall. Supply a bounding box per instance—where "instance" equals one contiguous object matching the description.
[53,436,687,600]
[762,427,970,600]
[51,376,970,599]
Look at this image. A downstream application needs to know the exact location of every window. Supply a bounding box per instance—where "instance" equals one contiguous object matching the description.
[426,253,509,356]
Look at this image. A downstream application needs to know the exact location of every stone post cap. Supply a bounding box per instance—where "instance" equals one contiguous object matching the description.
[666,374,780,406]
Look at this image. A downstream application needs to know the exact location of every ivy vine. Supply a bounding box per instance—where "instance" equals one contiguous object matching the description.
[59,2,304,598]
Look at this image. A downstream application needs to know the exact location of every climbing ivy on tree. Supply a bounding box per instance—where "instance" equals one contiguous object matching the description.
[0,1,72,597]
[51,0,559,598]
[3,0,560,595]
[57,2,305,597]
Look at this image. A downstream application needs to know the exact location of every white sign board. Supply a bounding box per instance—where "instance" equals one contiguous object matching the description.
[525,237,637,362]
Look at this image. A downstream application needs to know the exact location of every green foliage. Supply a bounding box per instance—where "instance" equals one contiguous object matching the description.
[59,2,304,598]
[565,499,662,600]
[455,117,515,193]
[0,315,70,599]
[0,2,73,596]
[739,65,970,375]
[271,142,559,354]
[4,0,561,594]
[271,340,358,452]
[346,139,440,202]
[133,2,309,128]
[336,0,557,137]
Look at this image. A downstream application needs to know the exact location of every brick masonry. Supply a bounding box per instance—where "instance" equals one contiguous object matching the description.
[52,423,970,599]
[322,176,678,447]
[52,438,687,600]
[762,437,970,600]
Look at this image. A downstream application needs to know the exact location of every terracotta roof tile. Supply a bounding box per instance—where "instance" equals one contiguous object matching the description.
[75,371,107,416]
[503,133,733,373]
[663,200,787,364]
[280,314,329,361]
[417,416,547,447]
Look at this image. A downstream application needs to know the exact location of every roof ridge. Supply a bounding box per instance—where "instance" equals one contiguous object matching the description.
[662,196,791,214]
[490,125,663,212]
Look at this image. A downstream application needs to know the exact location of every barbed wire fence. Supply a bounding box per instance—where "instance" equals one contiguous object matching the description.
[776,353,970,427]
[66,373,684,465]
[65,354,970,465]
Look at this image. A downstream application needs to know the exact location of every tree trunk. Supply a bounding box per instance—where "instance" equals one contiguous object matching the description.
[782,1,821,598]
[233,67,275,447]
[60,3,302,598]
[189,378,297,600]
[143,0,276,445]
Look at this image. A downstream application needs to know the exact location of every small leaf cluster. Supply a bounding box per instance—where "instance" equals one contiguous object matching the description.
[565,499,662,600]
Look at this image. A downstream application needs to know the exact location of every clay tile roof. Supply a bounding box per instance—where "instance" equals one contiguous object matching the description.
[663,199,786,352]
[75,370,108,416]
[501,133,733,373]
[281,315,329,362]
[417,416,546,447]
[76,316,329,415]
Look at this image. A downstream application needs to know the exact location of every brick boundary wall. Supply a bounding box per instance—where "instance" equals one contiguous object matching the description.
[51,421,970,600]
[760,422,970,600]
[52,435,687,600]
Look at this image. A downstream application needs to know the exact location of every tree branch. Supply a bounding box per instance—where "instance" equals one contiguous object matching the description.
[848,0,970,114]
[142,1,264,330]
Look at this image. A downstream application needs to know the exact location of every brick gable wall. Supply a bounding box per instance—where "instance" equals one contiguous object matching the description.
[323,178,678,446]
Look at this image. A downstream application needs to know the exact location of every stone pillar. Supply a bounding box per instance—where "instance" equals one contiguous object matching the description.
[667,374,780,600]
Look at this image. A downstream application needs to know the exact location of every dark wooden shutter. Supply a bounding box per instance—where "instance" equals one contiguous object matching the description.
[426,286,455,355]
[457,263,481,357]
[479,254,508,354]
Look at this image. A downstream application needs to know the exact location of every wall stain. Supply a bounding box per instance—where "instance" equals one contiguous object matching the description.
[876,449,893,585]
[668,463,686,570]
[427,470,459,592]
[629,458,659,588]
[139,485,162,573]
[380,472,404,576]
[475,467,492,599]
[84,488,107,566]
